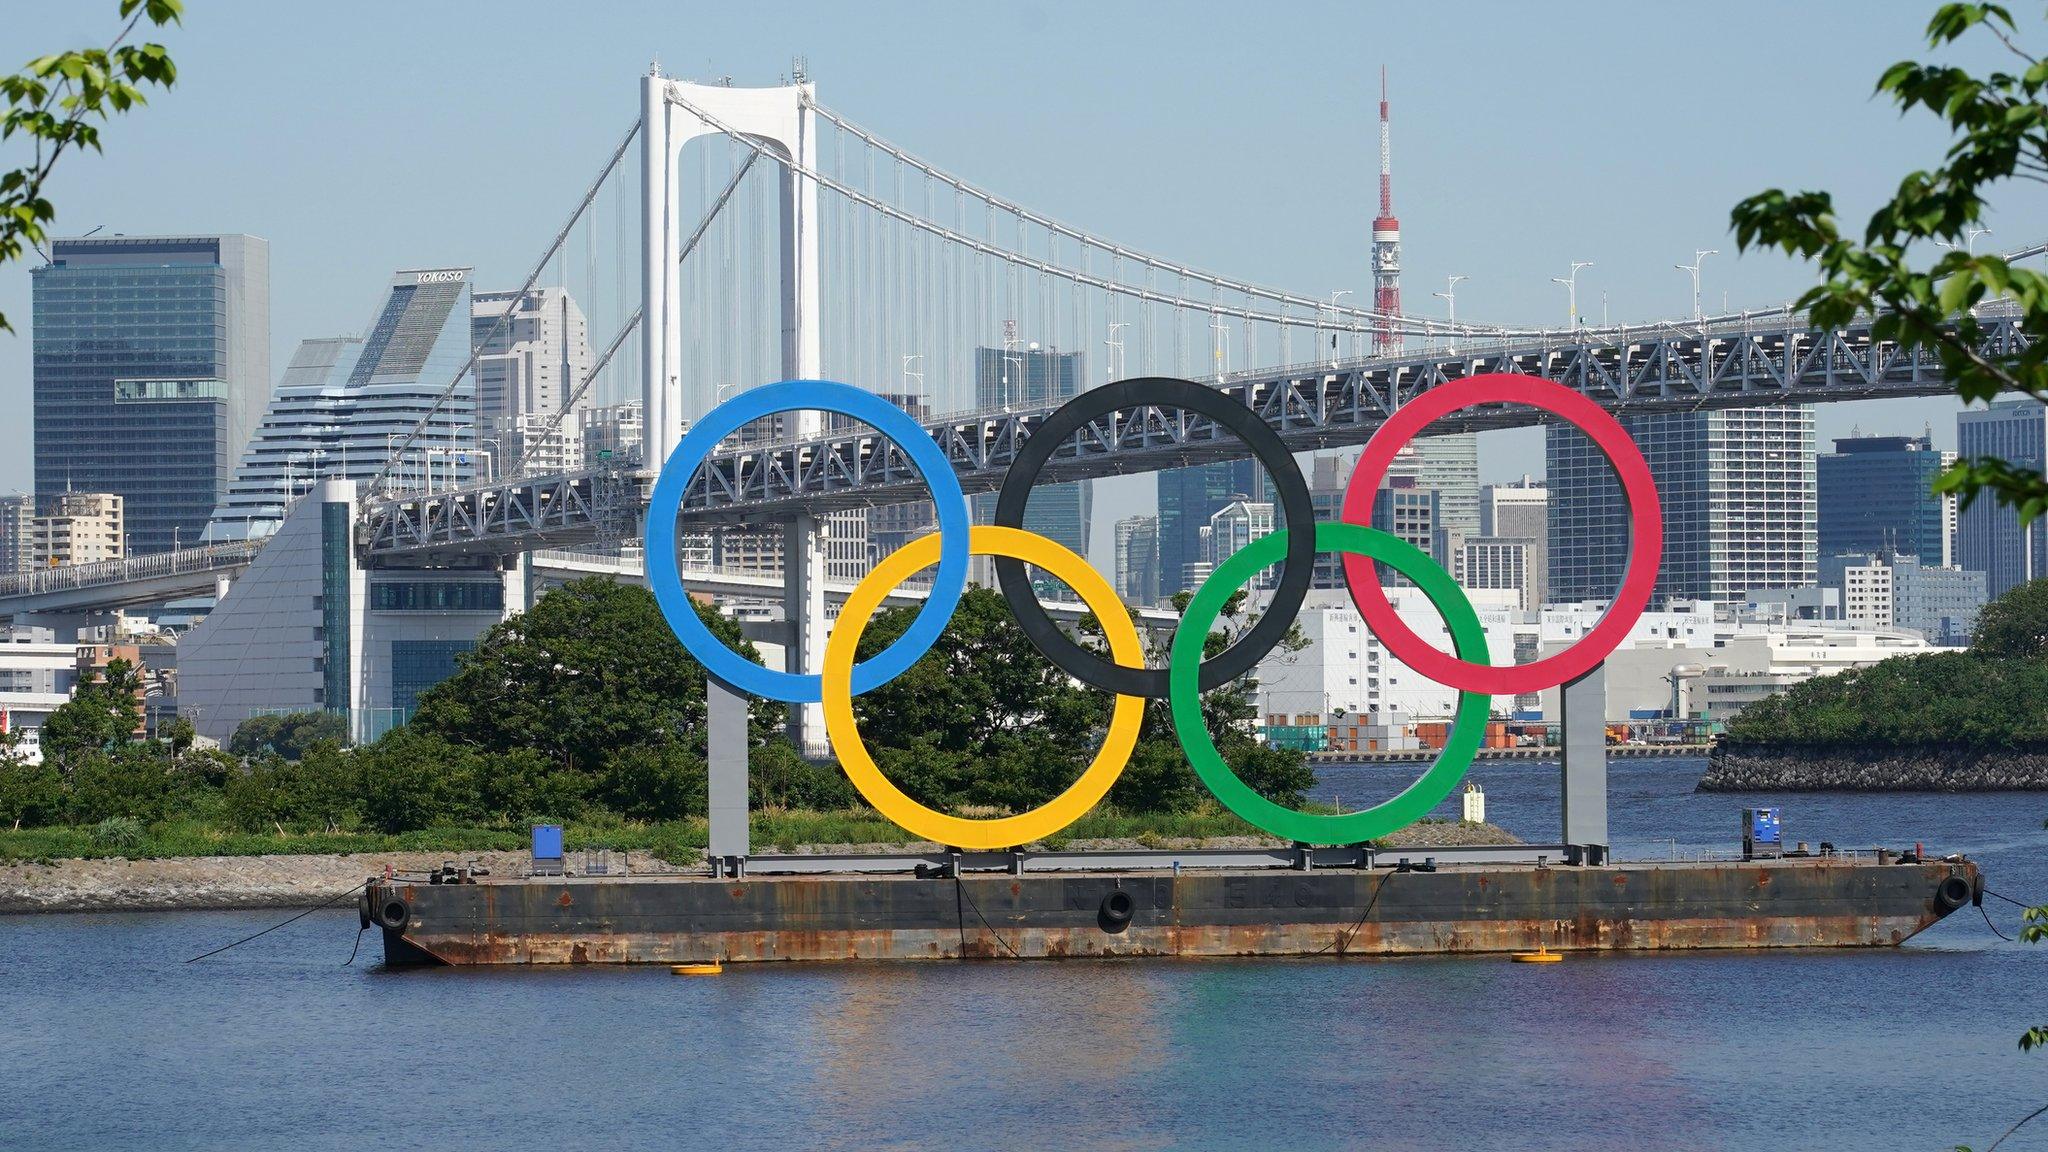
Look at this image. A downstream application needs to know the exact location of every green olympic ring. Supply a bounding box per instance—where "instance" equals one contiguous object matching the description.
[1169,521,1492,845]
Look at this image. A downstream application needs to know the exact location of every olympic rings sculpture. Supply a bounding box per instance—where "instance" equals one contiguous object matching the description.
[648,372,1661,850]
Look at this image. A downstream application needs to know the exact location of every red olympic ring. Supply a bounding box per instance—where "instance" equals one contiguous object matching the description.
[1339,373,1662,696]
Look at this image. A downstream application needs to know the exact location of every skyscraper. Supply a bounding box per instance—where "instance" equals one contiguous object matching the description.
[1209,500,1277,588]
[1549,406,1816,603]
[31,234,270,554]
[1480,478,1548,606]
[972,344,1089,561]
[1957,399,2048,597]
[1818,433,1951,565]
[472,286,594,475]
[209,268,476,540]
[1372,477,1440,586]
[0,496,32,576]
[1394,434,1480,545]
[1159,458,1264,597]
[1113,514,1160,605]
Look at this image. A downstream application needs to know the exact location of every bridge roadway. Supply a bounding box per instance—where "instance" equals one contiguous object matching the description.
[360,309,2025,561]
[0,538,1178,629]
[527,549,1182,632]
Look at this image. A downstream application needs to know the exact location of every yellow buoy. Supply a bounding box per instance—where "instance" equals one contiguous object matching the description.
[1511,947,1563,963]
[671,962,724,976]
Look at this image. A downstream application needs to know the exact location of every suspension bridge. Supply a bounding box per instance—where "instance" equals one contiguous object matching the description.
[0,68,2031,751]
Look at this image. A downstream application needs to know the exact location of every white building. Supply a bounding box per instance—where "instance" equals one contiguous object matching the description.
[1533,600,1932,721]
[33,492,123,566]
[208,268,478,542]
[179,479,523,744]
[0,495,33,575]
[472,287,593,477]
[1256,588,1521,723]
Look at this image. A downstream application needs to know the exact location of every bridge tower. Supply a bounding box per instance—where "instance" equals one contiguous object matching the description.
[640,69,830,752]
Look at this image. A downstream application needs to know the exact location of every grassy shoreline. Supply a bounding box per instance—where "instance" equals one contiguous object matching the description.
[0,807,1280,864]
[0,805,1516,864]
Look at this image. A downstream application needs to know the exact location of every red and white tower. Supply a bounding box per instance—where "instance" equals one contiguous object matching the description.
[1371,67,1402,354]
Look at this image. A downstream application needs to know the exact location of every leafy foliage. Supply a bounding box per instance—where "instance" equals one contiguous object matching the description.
[1726,578,2048,747]
[408,576,783,770]
[227,712,347,761]
[1731,2,2048,521]
[848,585,1313,818]
[40,658,143,766]
[0,0,183,333]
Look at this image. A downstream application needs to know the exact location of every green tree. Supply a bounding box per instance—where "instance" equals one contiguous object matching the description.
[0,736,63,827]
[228,711,348,761]
[408,577,783,771]
[1731,2,2048,522]
[1732,10,2048,1126]
[1,0,183,333]
[158,715,195,758]
[65,742,181,824]
[1972,576,2048,659]
[848,585,1313,818]
[41,658,144,766]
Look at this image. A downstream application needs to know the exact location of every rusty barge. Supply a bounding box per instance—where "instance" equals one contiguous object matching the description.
[363,850,1983,966]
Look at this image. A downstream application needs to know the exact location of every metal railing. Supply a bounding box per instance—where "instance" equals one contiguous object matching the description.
[0,539,263,599]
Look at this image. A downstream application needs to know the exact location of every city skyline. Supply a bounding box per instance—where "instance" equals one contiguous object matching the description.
[7,1,2047,569]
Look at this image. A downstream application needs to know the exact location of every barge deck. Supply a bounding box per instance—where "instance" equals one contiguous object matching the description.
[364,854,1983,966]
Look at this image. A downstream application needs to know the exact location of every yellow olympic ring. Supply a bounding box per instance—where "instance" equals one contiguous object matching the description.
[822,525,1146,849]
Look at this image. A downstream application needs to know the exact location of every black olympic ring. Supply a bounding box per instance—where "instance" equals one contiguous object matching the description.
[992,375,1317,699]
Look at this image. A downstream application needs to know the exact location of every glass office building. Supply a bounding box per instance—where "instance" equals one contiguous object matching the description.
[1549,406,1816,604]
[1957,399,2048,598]
[1818,433,1951,565]
[31,235,269,554]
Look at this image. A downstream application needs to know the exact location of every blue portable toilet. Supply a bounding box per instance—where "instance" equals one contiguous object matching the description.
[532,824,565,876]
[1742,808,1782,860]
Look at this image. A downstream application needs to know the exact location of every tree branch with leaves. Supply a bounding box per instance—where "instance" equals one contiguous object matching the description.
[0,0,182,333]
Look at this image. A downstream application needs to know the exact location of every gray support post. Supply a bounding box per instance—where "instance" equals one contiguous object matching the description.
[783,512,828,756]
[1559,661,1609,862]
[707,674,750,867]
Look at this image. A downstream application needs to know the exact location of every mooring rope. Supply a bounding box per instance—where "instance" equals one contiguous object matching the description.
[185,878,370,964]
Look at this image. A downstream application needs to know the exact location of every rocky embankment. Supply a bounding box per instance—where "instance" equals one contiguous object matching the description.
[0,851,532,914]
[1700,743,2048,792]
[0,821,1523,913]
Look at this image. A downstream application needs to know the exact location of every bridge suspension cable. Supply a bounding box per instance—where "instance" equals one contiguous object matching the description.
[367,117,643,500]
[509,148,767,478]
[667,87,1541,342]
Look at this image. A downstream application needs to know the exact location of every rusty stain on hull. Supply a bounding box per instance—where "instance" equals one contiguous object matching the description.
[372,857,1981,967]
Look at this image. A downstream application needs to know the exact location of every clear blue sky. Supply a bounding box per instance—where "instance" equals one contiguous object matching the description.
[3,0,2041,555]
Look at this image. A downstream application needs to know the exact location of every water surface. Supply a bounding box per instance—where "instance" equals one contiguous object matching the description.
[4,758,2044,1151]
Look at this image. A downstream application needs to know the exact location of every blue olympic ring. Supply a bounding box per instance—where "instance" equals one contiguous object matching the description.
[645,380,971,703]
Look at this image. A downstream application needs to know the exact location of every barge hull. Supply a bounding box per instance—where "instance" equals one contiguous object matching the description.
[370,857,1980,966]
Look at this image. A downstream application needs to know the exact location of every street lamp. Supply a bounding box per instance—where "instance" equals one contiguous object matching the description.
[1551,261,1594,329]
[901,354,924,394]
[1001,355,1025,404]
[1674,249,1718,322]
[1210,318,1231,383]
[1939,227,1993,254]
[1433,275,1468,354]
[1326,290,1352,368]
[1104,321,1127,382]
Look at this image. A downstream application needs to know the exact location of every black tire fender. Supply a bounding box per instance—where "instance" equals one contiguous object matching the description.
[376,896,411,931]
[1934,875,1973,914]
[1099,888,1135,932]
